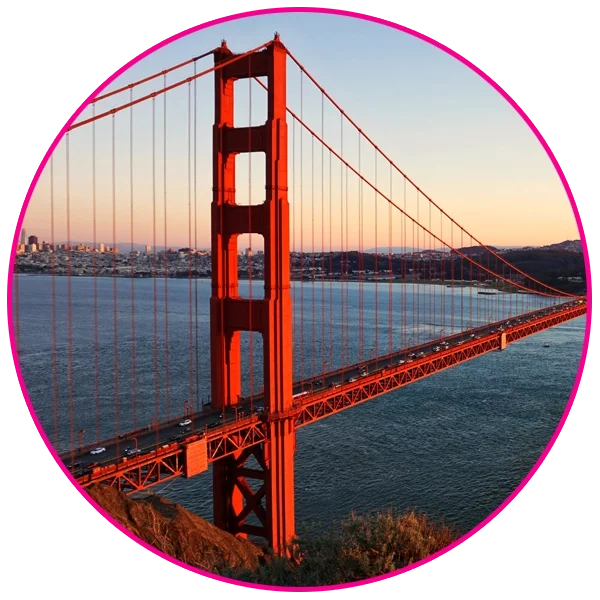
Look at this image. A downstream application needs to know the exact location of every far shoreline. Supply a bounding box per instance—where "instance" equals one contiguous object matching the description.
[12,272,573,294]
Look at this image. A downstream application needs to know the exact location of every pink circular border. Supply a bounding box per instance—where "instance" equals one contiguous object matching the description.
[5,6,592,592]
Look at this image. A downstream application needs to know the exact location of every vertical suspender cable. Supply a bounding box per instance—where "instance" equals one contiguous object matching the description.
[130,89,137,429]
[152,97,160,443]
[300,71,304,382]
[50,155,58,447]
[163,75,170,420]
[248,66,254,400]
[340,114,345,369]
[92,105,100,442]
[374,149,378,367]
[111,116,120,453]
[403,177,407,351]
[292,117,296,376]
[66,133,75,462]
[188,80,194,415]
[321,93,325,378]
[416,190,419,346]
[311,133,315,378]
[329,148,333,372]
[194,61,200,411]
[358,132,363,362]
[388,161,393,358]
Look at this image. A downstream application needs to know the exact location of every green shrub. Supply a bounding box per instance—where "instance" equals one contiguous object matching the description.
[220,509,459,586]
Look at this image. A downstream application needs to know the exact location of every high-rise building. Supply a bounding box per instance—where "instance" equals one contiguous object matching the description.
[20,228,27,244]
[145,245,151,254]
[28,235,38,246]
[99,242,105,253]
[245,247,253,258]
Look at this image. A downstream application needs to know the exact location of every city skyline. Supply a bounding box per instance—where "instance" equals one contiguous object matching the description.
[15,228,582,255]
[22,12,579,250]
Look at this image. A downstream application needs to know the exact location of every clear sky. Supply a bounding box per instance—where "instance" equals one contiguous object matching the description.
[24,11,579,251]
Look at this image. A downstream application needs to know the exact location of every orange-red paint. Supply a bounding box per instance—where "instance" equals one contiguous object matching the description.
[210,37,295,554]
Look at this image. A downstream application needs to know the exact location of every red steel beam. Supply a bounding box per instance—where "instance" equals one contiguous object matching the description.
[294,305,586,426]
[75,303,585,495]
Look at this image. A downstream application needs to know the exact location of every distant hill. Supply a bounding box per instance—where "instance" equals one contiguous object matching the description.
[539,240,582,253]
[364,247,450,254]
[504,240,581,253]
[454,245,499,256]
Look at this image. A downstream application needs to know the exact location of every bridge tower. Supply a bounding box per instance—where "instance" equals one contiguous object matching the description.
[210,35,295,554]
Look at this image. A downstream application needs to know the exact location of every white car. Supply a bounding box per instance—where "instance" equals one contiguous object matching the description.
[125,448,141,456]
[179,419,192,427]
[89,447,106,455]
[433,346,440,352]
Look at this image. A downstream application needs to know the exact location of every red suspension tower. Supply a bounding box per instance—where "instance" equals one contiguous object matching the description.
[211,35,295,554]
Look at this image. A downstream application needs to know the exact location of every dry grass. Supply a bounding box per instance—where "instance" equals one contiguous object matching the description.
[222,509,459,586]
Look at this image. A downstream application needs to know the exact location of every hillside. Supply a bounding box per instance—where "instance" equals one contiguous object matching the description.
[86,485,458,586]
[86,485,262,573]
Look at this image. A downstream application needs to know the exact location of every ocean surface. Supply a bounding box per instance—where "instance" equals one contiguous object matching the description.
[13,275,586,535]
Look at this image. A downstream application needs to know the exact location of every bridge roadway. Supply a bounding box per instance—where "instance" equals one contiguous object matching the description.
[60,299,586,488]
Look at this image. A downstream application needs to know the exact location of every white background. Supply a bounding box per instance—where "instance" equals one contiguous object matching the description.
[0,0,600,600]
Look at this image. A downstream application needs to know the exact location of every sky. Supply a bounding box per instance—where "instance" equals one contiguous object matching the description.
[23,11,579,251]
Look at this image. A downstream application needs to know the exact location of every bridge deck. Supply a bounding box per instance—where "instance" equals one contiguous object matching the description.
[66,300,586,493]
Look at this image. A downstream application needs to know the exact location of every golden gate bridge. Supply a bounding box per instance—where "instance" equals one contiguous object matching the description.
[11,35,586,555]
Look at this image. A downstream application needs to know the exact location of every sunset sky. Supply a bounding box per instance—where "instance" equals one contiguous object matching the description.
[24,11,579,251]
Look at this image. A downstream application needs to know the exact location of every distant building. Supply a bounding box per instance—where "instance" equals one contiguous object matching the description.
[28,235,38,246]
[145,245,151,254]
[26,243,37,253]
[99,243,105,253]
[245,247,253,258]
[20,229,27,245]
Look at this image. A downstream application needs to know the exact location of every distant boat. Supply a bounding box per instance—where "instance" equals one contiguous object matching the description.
[543,343,550,348]
[477,291,497,295]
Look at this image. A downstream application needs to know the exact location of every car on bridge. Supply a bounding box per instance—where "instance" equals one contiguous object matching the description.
[179,419,192,427]
[89,447,106,455]
[124,448,141,456]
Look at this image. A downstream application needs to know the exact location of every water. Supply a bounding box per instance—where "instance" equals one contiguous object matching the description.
[13,275,585,534]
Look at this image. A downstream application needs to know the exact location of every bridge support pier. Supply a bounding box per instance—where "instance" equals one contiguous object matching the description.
[211,36,295,554]
[499,332,507,350]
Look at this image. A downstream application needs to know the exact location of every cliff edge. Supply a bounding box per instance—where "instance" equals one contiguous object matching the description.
[86,485,262,573]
